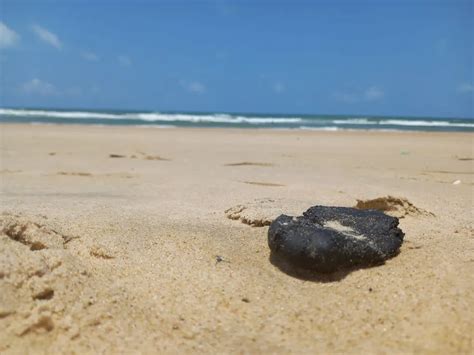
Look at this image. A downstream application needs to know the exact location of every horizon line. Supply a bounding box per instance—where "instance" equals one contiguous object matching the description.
[0,105,472,121]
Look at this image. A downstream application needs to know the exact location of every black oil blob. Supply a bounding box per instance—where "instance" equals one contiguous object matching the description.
[268,206,404,274]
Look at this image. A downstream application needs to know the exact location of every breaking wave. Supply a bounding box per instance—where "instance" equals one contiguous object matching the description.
[1,108,473,131]
[333,117,474,128]
[0,109,302,124]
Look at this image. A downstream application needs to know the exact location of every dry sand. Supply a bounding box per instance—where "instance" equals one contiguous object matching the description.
[0,124,473,354]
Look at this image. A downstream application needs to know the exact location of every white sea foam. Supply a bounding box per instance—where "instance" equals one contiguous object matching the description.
[0,109,302,124]
[134,124,177,129]
[378,119,474,127]
[299,126,340,131]
[1,108,472,129]
[332,118,371,124]
[332,117,474,128]
[0,109,122,119]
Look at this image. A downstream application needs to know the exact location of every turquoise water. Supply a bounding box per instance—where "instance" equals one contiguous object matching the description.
[1,108,473,132]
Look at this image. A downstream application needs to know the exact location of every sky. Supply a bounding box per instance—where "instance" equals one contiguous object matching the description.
[0,0,472,118]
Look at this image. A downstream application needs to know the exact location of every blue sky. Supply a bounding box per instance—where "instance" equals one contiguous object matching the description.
[0,0,472,118]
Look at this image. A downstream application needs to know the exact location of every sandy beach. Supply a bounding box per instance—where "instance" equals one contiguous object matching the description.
[0,124,473,353]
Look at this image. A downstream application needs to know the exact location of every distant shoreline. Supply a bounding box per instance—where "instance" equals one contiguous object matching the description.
[1,108,473,132]
[2,106,472,121]
[1,122,473,136]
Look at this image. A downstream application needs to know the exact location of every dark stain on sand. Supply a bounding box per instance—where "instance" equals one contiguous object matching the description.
[57,171,93,177]
[56,172,135,178]
[109,153,170,161]
[225,162,274,167]
[0,169,22,174]
[242,181,285,187]
[424,170,474,175]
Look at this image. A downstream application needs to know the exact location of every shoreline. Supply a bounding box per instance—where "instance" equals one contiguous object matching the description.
[2,106,473,121]
[2,122,474,136]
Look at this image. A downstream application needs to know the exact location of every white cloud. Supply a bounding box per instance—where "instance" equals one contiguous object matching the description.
[31,24,62,49]
[20,79,99,97]
[118,55,132,66]
[273,82,285,94]
[364,86,384,101]
[21,78,58,96]
[81,51,99,61]
[188,82,206,94]
[334,85,385,103]
[457,83,474,94]
[0,22,20,48]
[180,80,206,94]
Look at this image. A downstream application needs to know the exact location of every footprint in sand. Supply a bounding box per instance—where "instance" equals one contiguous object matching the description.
[141,155,169,161]
[109,152,170,161]
[455,156,473,161]
[1,214,79,250]
[424,170,473,175]
[56,172,135,179]
[57,171,93,177]
[225,198,311,227]
[89,244,115,259]
[0,213,86,335]
[226,195,434,228]
[355,195,434,218]
[104,173,135,179]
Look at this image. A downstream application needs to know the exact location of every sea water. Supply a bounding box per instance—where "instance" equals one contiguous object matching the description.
[1,108,473,132]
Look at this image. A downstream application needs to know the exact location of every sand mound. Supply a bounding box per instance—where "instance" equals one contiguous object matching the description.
[227,196,432,227]
[225,198,309,227]
[1,216,77,251]
[0,214,91,343]
[355,196,433,218]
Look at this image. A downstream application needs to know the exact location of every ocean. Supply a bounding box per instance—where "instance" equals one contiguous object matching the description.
[1,108,473,132]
